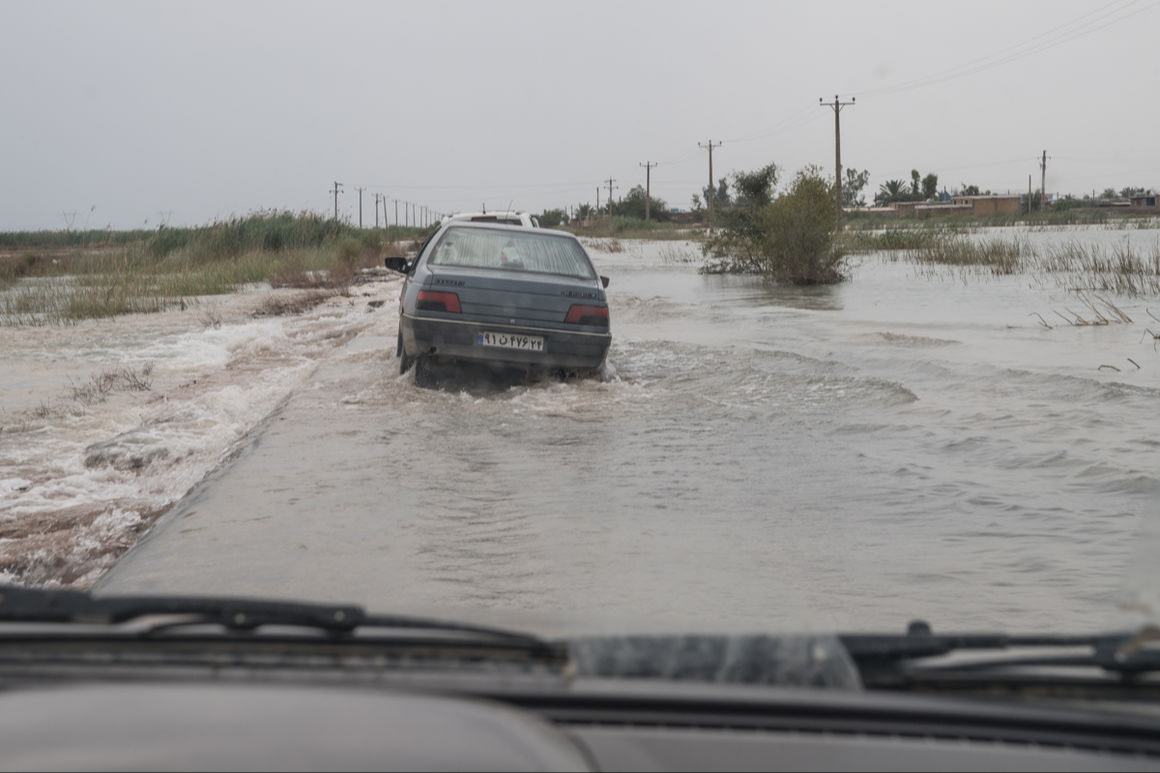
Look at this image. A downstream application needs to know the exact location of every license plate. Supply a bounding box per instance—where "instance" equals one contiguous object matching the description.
[476,331,544,351]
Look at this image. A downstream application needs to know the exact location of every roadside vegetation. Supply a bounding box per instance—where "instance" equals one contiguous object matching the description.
[700,164,847,284]
[0,211,425,325]
[847,227,1160,295]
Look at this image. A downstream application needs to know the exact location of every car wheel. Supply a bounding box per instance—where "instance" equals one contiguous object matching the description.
[397,331,414,374]
[413,355,438,388]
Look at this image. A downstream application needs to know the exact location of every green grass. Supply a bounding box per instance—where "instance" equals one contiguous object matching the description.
[0,212,418,326]
[903,235,1030,275]
[841,227,960,253]
[560,216,701,240]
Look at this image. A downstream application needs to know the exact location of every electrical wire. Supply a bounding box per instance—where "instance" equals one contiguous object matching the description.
[855,0,1155,97]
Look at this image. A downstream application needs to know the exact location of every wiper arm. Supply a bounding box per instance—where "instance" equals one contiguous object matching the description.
[840,620,1160,679]
[0,586,564,660]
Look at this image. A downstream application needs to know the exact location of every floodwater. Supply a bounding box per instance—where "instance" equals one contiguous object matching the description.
[4,226,1160,635]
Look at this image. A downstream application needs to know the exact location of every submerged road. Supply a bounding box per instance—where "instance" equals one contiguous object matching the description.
[97,239,1159,635]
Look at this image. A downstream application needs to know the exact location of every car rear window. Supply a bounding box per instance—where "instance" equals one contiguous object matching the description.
[429,228,596,279]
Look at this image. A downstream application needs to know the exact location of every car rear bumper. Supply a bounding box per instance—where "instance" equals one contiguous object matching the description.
[401,313,610,370]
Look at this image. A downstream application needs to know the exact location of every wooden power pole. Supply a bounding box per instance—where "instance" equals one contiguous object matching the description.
[640,162,657,221]
[332,181,343,220]
[698,141,721,220]
[605,178,618,216]
[355,186,366,228]
[1039,150,1049,207]
[820,95,855,224]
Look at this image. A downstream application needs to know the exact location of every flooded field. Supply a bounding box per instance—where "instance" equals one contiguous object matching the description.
[3,226,1159,635]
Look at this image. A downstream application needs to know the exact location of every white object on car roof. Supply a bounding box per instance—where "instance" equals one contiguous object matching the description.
[440,211,540,228]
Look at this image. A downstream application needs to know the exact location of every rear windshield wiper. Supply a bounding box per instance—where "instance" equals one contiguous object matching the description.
[840,620,1160,681]
[0,585,565,662]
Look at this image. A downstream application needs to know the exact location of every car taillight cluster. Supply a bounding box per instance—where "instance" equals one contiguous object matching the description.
[417,290,461,313]
[564,304,609,327]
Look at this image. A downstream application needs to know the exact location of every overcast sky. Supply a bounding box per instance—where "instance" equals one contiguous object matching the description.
[3,0,1159,230]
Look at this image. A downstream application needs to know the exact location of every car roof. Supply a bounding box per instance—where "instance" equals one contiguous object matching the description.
[443,211,529,219]
[439,221,576,240]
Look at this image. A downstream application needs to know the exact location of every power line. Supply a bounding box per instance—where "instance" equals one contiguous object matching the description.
[855,0,1156,97]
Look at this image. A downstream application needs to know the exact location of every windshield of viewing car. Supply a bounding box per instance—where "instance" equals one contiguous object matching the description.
[428,227,596,279]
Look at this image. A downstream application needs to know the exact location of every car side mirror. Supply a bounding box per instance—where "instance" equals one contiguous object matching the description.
[600,276,610,288]
[384,257,409,274]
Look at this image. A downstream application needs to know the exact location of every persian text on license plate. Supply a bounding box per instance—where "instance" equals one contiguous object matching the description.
[476,331,545,351]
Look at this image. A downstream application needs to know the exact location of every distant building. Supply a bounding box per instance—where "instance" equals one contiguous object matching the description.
[914,203,972,218]
[951,195,1021,216]
[1130,192,1159,209]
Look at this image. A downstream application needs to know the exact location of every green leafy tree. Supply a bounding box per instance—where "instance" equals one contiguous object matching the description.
[614,185,670,221]
[701,178,732,211]
[909,170,922,200]
[959,184,981,196]
[716,164,779,246]
[703,165,844,285]
[538,208,567,227]
[1100,188,1118,200]
[841,168,870,208]
[922,173,939,200]
[1121,186,1146,198]
[875,179,908,206]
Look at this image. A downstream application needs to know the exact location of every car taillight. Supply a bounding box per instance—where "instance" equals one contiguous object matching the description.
[417,290,461,313]
[564,304,609,327]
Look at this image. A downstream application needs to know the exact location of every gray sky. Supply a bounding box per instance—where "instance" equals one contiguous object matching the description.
[3,0,1159,230]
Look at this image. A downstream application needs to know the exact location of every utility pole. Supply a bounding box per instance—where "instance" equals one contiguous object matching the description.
[394,199,399,229]
[1028,176,1033,214]
[596,187,600,213]
[605,177,618,217]
[819,95,855,225]
[1039,150,1049,208]
[698,140,722,220]
[639,162,657,221]
[373,193,382,228]
[355,186,366,229]
[332,181,343,220]
[59,211,78,231]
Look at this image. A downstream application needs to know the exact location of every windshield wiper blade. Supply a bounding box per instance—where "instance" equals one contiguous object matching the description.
[840,620,1160,678]
[0,586,563,658]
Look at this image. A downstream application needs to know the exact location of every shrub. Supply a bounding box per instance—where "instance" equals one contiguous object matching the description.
[702,166,845,284]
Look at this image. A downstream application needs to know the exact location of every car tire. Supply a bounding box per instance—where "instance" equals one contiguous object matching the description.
[413,355,438,388]
[397,331,414,374]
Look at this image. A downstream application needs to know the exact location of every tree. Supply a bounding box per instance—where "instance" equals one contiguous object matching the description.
[875,179,908,206]
[732,164,779,208]
[922,173,939,201]
[717,164,779,247]
[615,185,670,221]
[1121,186,1145,198]
[538,208,567,227]
[910,170,921,200]
[702,177,732,211]
[960,184,981,196]
[1100,188,1118,200]
[576,203,593,220]
[702,164,845,285]
[841,168,870,208]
